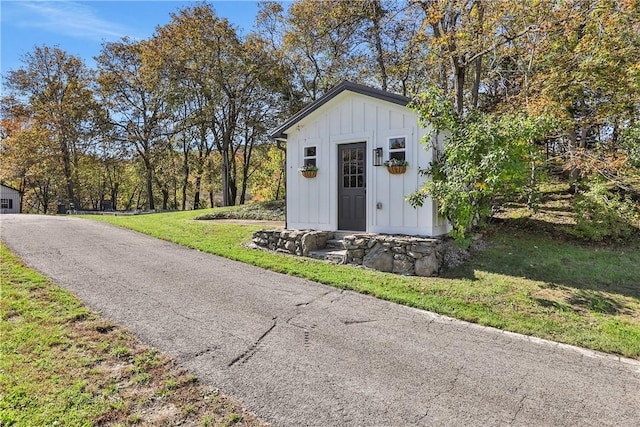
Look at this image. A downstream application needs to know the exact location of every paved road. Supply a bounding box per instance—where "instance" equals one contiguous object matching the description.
[2,214,639,426]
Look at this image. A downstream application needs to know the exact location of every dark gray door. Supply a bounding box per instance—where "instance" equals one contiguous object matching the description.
[338,143,366,231]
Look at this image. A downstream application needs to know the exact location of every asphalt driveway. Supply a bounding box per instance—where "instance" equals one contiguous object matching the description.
[2,214,639,426]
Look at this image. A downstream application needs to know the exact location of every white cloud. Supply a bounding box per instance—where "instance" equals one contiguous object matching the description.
[14,1,137,41]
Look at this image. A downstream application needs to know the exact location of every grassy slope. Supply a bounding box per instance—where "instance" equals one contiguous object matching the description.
[86,208,640,359]
[0,244,263,426]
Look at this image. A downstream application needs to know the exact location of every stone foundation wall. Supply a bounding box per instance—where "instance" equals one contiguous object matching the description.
[252,229,333,257]
[252,229,443,277]
[343,234,442,276]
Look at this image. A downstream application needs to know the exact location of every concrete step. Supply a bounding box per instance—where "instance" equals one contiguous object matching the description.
[308,249,348,265]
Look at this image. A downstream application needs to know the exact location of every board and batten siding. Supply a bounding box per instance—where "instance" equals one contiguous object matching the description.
[286,91,448,236]
[0,184,21,214]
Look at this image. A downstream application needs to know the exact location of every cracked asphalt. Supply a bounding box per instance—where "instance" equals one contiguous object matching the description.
[2,214,640,426]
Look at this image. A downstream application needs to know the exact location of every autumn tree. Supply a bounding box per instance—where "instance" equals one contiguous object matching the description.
[0,95,32,195]
[0,110,60,213]
[411,0,543,115]
[249,144,286,202]
[257,1,419,100]
[4,46,102,207]
[155,4,287,206]
[153,5,238,206]
[527,1,640,150]
[260,0,361,100]
[96,38,175,210]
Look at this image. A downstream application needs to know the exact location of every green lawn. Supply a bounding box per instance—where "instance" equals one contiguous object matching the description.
[85,208,640,360]
[0,244,263,426]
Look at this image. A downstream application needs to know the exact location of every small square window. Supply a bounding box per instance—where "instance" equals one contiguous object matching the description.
[389,137,406,150]
[388,136,407,164]
[303,146,317,169]
[389,151,405,162]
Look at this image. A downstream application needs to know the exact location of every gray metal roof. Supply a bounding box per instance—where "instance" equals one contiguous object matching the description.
[269,80,411,140]
[0,182,22,193]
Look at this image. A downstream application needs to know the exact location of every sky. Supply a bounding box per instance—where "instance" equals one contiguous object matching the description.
[0,0,275,87]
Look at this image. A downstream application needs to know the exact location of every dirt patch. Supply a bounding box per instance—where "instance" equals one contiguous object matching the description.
[71,314,266,426]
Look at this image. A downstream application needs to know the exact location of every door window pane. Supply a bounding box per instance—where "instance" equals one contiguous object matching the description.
[341,146,366,188]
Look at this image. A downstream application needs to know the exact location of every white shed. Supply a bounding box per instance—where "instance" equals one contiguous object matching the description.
[0,183,22,214]
[270,81,449,237]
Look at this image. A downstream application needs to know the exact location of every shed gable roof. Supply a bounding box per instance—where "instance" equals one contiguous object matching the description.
[269,81,411,139]
[1,182,22,194]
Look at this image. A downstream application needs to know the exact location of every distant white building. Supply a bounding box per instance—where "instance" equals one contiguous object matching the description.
[270,81,449,237]
[0,183,22,214]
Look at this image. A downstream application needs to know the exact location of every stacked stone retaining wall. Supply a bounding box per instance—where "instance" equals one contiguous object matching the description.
[251,229,443,277]
[343,234,442,276]
[251,229,333,257]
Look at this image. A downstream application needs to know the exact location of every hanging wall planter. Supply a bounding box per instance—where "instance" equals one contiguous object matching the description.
[387,165,406,174]
[385,159,408,175]
[299,165,318,178]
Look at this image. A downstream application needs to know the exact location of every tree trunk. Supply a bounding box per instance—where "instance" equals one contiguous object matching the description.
[193,175,202,209]
[239,129,255,205]
[181,173,188,210]
[370,3,388,91]
[471,1,484,109]
[566,127,580,192]
[125,186,137,210]
[173,178,178,210]
[19,176,26,214]
[181,139,189,211]
[136,187,143,210]
[229,152,238,206]
[221,156,231,206]
[472,54,482,109]
[181,179,188,210]
[111,183,119,211]
[143,157,155,210]
[161,188,169,210]
[439,53,448,94]
[61,142,75,206]
[454,59,465,116]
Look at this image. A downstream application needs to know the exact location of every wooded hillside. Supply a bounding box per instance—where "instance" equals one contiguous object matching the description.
[1,0,638,240]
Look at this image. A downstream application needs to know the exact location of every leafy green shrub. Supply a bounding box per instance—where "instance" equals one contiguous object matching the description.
[621,122,640,168]
[409,87,554,245]
[572,181,640,241]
